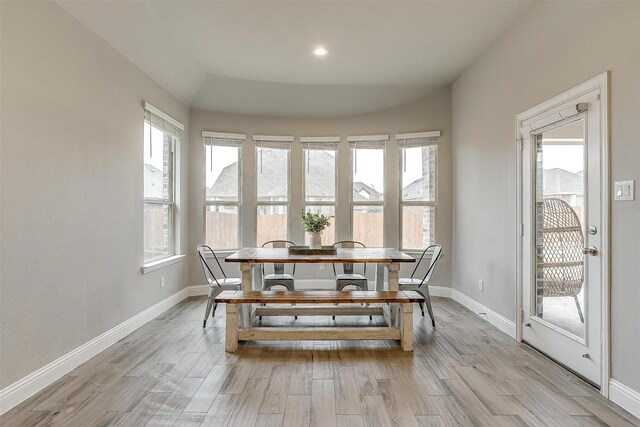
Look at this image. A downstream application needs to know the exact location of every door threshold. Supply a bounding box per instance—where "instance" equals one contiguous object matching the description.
[523,341,600,390]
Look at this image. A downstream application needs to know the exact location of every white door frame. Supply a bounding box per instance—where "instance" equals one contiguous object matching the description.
[515,72,610,396]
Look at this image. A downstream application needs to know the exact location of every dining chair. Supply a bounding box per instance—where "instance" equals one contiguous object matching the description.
[197,244,241,328]
[399,244,442,327]
[261,240,297,291]
[261,240,297,320]
[332,240,370,320]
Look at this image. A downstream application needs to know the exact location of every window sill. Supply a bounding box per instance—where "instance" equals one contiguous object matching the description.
[141,255,185,274]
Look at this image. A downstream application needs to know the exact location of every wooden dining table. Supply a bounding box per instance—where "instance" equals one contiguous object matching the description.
[225,247,415,326]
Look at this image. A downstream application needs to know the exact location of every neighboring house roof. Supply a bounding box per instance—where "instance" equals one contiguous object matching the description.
[402,177,423,200]
[543,168,583,196]
[208,162,238,199]
[144,163,164,198]
[208,150,386,201]
[353,181,383,201]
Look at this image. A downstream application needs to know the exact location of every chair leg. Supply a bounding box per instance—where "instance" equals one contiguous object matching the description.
[416,288,435,327]
[419,302,425,317]
[203,295,214,328]
[574,295,584,323]
[212,302,218,317]
[285,283,297,320]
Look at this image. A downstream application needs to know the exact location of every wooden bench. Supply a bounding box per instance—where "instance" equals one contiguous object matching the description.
[214,290,425,352]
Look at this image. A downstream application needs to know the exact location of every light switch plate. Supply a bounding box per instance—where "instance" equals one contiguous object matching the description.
[614,180,634,201]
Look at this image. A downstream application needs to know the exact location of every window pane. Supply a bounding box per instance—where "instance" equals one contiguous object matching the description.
[304,206,336,246]
[257,147,289,202]
[352,148,384,201]
[144,122,171,200]
[402,206,435,250]
[401,145,436,202]
[205,205,239,249]
[257,205,288,244]
[206,145,240,202]
[305,149,335,201]
[144,203,171,261]
[353,205,383,247]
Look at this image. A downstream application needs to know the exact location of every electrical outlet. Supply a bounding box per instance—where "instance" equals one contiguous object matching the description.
[160,276,165,288]
[479,279,484,291]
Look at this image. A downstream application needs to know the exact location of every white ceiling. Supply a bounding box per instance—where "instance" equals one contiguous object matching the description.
[57,1,533,117]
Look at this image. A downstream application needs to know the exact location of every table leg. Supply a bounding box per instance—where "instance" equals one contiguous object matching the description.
[376,263,385,291]
[401,303,413,351]
[388,262,400,326]
[240,262,252,327]
[226,304,238,352]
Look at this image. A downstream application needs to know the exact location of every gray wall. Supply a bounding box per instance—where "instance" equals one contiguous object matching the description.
[0,2,190,388]
[188,87,453,287]
[452,2,640,389]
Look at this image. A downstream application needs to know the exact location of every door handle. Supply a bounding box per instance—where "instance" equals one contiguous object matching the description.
[582,246,598,256]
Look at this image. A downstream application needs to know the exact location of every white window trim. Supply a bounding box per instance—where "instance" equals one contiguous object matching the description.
[398,134,439,251]
[255,140,292,243]
[203,134,244,251]
[349,142,386,246]
[143,110,180,265]
[303,140,338,244]
[143,102,185,131]
[141,254,185,274]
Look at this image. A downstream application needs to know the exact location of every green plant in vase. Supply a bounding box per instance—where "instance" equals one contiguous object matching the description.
[300,210,334,248]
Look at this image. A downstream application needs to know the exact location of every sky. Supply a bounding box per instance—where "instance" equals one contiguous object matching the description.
[353,148,384,192]
[206,145,239,188]
[143,122,166,171]
[542,145,584,173]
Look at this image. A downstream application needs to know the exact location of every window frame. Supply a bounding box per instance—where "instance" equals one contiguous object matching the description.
[397,131,440,251]
[348,135,388,247]
[302,137,339,245]
[253,135,293,244]
[203,132,245,251]
[142,103,183,265]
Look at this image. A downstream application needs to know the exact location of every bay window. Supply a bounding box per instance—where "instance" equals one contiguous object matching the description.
[143,103,182,263]
[302,137,339,245]
[204,131,244,250]
[398,131,439,250]
[255,135,292,244]
[349,135,387,247]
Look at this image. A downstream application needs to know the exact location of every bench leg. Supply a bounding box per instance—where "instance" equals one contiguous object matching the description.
[226,304,239,353]
[388,262,400,327]
[401,303,413,351]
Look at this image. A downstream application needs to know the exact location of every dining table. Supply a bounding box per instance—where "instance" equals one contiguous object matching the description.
[225,247,416,327]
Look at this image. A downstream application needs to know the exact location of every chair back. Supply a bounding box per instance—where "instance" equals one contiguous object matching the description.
[539,198,584,297]
[332,240,367,276]
[261,240,296,276]
[197,244,227,287]
[411,244,442,286]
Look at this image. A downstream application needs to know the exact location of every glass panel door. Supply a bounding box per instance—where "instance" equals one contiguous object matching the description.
[534,118,586,339]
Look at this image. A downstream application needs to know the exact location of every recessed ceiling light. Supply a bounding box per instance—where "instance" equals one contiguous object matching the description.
[313,47,328,56]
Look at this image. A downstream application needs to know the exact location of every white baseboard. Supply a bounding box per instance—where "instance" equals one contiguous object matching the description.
[427,285,453,298]
[188,284,209,296]
[0,288,190,415]
[609,379,640,420]
[451,289,517,338]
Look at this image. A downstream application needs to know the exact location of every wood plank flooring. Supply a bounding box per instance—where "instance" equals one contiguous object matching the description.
[2,296,638,426]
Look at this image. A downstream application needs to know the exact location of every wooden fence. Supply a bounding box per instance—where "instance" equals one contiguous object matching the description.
[205,210,428,248]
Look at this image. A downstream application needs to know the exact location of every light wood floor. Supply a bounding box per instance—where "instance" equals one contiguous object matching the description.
[2,296,638,426]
